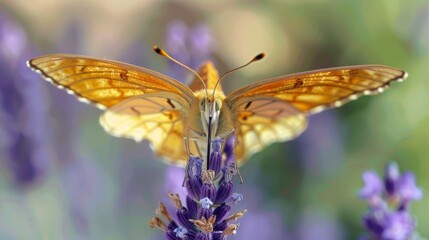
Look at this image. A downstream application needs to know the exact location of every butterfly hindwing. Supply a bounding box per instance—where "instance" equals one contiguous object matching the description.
[99,92,193,166]
[228,96,307,165]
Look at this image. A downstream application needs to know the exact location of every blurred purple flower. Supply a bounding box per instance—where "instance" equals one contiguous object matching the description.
[397,173,423,206]
[294,111,344,175]
[164,20,214,82]
[385,162,400,196]
[359,162,423,240]
[0,10,52,187]
[150,137,246,240]
[359,171,384,206]
[238,210,290,239]
[295,210,344,240]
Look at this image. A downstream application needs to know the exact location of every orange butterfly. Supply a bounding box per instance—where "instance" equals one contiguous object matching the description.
[27,47,407,167]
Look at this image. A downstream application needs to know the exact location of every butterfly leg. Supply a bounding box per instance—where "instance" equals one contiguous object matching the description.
[234,160,244,184]
[182,127,194,187]
[223,134,243,184]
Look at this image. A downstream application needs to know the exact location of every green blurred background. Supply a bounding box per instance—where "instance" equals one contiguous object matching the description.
[0,0,428,239]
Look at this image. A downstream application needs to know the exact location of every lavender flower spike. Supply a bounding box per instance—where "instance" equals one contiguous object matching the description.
[150,137,246,240]
[359,162,423,240]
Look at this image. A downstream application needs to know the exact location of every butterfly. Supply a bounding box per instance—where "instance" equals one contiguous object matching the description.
[27,47,407,167]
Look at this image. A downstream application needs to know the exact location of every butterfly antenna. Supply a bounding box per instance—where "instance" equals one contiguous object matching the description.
[153,46,209,99]
[212,52,266,96]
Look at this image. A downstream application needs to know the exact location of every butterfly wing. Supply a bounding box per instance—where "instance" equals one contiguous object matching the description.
[27,54,194,109]
[225,65,407,164]
[227,65,407,113]
[100,92,195,166]
[28,54,196,164]
[227,96,307,166]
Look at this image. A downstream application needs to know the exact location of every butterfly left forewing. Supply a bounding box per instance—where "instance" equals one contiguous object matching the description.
[27,54,194,109]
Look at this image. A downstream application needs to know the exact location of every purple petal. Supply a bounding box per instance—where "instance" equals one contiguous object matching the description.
[382,212,415,240]
[176,208,194,230]
[213,204,231,223]
[214,220,227,232]
[362,211,385,237]
[166,230,181,240]
[359,171,383,200]
[187,157,203,178]
[201,183,216,201]
[166,19,189,59]
[213,232,226,240]
[186,196,199,219]
[195,233,210,240]
[384,162,400,196]
[215,182,233,204]
[173,226,188,239]
[226,193,243,206]
[209,138,222,176]
[198,208,212,220]
[223,136,235,166]
[208,151,222,176]
[190,24,212,55]
[398,172,423,202]
[186,177,202,200]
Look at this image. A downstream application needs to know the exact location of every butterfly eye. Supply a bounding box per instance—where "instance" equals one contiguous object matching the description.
[200,99,206,109]
[215,99,222,111]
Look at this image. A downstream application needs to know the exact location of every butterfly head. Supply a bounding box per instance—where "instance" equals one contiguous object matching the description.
[200,97,222,126]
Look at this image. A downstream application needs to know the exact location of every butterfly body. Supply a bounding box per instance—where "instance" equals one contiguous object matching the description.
[175,64,236,163]
[27,54,407,167]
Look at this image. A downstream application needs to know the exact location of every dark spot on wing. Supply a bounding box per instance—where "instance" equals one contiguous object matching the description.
[338,75,347,82]
[294,79,304,88]
[240,112,254,121]
[120,71,128,81]
[244,101,252,110]
[166,99,175,109]
[348,69,361,75]
[163,111,176,120]
[131,107,140,115]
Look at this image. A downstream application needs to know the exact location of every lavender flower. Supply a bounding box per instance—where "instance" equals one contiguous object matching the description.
[359,162,423,240]
[164,20,213,81]
[150,137,246,240]
[154,23,245,239]
[0,10,52,187]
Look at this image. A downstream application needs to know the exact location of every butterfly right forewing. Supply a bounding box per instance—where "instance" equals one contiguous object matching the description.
[225,65,407,163]
[226,65,407,114]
